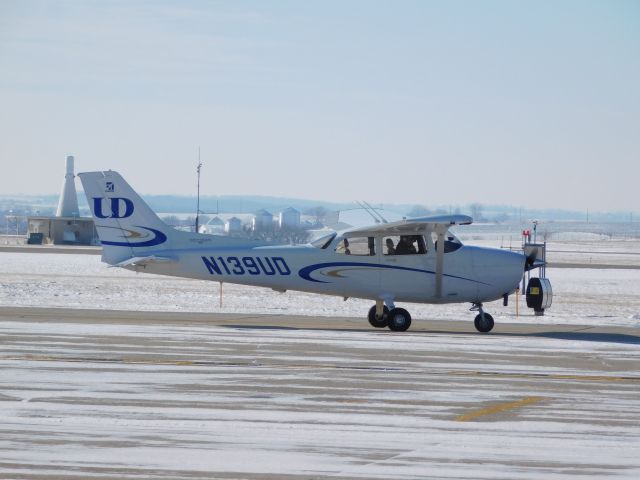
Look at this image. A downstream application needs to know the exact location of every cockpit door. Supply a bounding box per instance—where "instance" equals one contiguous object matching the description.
[379,234,435,302]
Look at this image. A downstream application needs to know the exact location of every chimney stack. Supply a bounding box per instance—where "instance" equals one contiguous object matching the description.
[56,155,79,217]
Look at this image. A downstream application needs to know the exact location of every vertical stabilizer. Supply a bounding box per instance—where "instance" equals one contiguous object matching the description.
[78,170,175,264]
[56,155,79,217]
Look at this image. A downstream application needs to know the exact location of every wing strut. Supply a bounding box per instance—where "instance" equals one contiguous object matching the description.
[435,227,446,298]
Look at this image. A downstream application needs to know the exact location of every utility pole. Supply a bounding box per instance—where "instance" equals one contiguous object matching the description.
[195,147,203,233]
[5,210,11,244]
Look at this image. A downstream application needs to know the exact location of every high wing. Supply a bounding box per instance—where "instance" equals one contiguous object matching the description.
[343,214,472,236]
[342,214,473,299]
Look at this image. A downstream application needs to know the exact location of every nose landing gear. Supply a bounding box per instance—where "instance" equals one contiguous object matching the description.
[471,303,494,333]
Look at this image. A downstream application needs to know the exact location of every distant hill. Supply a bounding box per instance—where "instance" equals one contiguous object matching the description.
[141,194,353,215]
[0,192,637,225]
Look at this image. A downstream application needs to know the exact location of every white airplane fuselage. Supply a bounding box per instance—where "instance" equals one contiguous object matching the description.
[133,238,525,305]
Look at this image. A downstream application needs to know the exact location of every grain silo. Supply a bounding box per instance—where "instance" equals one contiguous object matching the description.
[278,207,300,229]
[252,209,274,230]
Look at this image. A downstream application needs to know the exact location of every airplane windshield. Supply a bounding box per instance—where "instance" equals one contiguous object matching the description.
[431,230,463,253]
[448,231,462,243]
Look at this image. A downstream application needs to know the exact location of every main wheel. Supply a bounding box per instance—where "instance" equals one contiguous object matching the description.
[388,308,412,332]
[474,313,494,333]
[368,305,389,328]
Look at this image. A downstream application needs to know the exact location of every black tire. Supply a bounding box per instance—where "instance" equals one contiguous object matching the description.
[388,308,412,332]
[474,313,494,333]
[368,305,389,328]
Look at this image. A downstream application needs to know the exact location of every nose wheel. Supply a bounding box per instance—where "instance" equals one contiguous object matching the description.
[471,303,494,333]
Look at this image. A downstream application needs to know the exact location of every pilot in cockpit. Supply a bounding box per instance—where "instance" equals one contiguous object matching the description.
[385,238,396,255]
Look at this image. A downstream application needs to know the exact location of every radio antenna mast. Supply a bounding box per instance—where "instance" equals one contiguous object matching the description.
[195,147,203,233]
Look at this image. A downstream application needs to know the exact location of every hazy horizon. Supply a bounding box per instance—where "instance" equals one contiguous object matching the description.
[1,1,638,211]
[1,189,637,223]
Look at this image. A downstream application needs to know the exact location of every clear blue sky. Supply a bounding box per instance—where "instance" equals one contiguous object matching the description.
[1,0,638,211]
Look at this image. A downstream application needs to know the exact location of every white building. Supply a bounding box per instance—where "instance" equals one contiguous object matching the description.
[252,209,274,230]
[201,216,225,234]
[224,216,243,234]
[278,207,301,229]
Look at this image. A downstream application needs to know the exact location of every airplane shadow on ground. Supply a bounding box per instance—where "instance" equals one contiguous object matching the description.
[531,331,640,345]
[222,324,640,345]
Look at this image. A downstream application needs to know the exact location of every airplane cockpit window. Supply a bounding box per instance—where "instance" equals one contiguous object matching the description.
[384,235,426,255]
[431,231,463,253]
[335,236,375,256]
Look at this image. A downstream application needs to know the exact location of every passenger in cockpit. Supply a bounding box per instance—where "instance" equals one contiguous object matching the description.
[396,236,417,255]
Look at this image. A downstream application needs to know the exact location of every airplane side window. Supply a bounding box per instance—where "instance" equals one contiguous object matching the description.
[335,237,375,256]
[384,236,399,255]
[416,235,427,254]
[393,235,425,255]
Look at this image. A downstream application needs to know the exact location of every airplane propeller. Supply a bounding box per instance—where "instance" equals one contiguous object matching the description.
[524,245,545,271]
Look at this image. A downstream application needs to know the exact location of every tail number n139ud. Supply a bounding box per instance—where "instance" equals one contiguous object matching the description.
[202,256,291,276]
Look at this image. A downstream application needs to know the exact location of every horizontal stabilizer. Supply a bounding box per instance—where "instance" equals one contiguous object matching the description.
[112,256,175,268]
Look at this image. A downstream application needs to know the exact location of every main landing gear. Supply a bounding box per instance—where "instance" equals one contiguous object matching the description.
[367,301,412,332]
[471,302,494,333]
[367,301,494,333]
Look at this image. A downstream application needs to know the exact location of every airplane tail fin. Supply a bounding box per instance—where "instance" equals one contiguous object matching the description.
[78,171,175,265]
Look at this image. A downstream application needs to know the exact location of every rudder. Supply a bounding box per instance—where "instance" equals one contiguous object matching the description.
[79,171,173,264]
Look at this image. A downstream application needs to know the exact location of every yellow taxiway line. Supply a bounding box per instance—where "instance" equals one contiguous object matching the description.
[451,370,637,383]
[455,396,546,422]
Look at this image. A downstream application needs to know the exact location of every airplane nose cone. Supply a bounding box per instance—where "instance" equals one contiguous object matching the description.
[499,250,526,291]
[471,247,525,299]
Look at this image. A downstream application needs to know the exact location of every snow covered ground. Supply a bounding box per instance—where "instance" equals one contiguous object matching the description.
[1,317,639,479]
[1,245,640,479]
[1,249,640,327]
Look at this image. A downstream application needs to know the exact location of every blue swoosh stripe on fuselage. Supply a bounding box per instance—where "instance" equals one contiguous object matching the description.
[99,226,168,247]
[298,262,492,286]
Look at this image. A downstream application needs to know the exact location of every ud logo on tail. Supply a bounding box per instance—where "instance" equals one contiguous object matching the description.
[93,197,134,219]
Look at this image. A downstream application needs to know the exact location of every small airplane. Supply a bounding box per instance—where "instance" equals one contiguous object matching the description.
[79,170,544,333]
